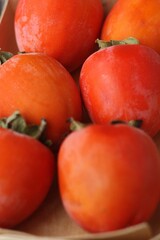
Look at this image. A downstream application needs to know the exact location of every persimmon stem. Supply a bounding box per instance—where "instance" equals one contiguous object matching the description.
[96,37,139,49]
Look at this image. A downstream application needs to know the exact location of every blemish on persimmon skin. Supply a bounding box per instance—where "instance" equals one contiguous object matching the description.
[21,15,27,22]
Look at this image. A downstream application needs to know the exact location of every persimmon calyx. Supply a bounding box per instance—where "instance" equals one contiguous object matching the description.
[68,118,143,132]
[0,51,27,65]
[68,117,87,132]
[96,37,139,49]
[0,51,13,64]
[111,119,143,128]
[0,111,52,147]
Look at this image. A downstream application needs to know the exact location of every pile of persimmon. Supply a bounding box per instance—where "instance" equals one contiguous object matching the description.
[0,0,160,234]
[0,50,82,228]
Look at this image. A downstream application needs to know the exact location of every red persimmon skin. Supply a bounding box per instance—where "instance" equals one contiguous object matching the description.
[14,0,104,72]
[0,53,82,148]
[0,128,54,228]
[58,123,160,233]
[101,0,160,55]
[79,44,160,137]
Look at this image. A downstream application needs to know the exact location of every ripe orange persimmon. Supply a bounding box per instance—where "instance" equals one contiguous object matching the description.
[79,43,160,137]
[101,0,160,55]
[58,121,160,232]
[0,52,82,149]
[14,0,104,72]
[0,126,55,228]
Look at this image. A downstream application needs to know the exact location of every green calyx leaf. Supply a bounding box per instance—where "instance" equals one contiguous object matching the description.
[128,119,143,128]
[67,118,87,132]
[0,50,13,64]
[111,119,143,128]
[0,111,52,147]
[0,51,27,65]
[96,37,139,49]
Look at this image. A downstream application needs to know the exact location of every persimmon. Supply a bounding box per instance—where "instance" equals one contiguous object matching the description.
[14,0,104,72]
[0,52,82,150]
[58,120,160,232]
[101,0,160,55]
[79,41,160,137]
[0,112,55,228]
